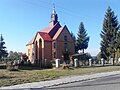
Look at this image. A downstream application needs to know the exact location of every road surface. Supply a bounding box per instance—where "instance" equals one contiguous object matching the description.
[44,74,120,90]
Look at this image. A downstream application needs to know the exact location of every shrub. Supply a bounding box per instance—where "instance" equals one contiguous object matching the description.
[27,60,32,66]
[0,64,6,69]
[6,61,19,71]
[44,60,53,69]
[62,64,70,69]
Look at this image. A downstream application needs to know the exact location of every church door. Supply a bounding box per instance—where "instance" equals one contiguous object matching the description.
[64,52,70,64]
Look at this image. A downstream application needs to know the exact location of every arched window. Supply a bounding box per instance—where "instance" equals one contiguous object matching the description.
[39,39,42,42]
[64,43,68,50]
[64,35,67,41]
[28,49,30,56]
[39,38,42,60]
[53,41,56,48]
[35,41,38,59]
[54,52,56,58]
[39,39,42,48]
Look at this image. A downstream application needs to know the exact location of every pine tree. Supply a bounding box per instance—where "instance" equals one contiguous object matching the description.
[116,30,120,58]
[70,32,77,53]
[116,32,120,49]
[77,22,90,53]
[100,6,119,64]
[0,34,8,59]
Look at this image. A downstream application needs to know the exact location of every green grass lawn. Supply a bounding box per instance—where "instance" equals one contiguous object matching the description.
[0,66,120,87]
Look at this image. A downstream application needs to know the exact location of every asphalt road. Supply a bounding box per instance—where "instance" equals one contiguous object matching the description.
[42,74,120,90]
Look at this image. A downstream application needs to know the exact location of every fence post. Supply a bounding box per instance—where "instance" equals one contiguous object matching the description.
[118,58,120,64]
[74,59,78,68]
[89,58,92,67]
[55,59,60,68]
[45,59,47,67]
[110,58,113,65]
[101,58,104,66]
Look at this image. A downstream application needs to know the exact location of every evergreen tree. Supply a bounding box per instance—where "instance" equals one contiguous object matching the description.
[70,32,77,53]
[100,6,119,64]
[77,22,90,53]
[116,30,120,58]
[0,34,8,59]
[116,32,120,49]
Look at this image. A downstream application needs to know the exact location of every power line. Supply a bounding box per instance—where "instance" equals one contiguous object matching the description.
[38,0,101,23]
[21,0,104,26]
[22,0,51,11]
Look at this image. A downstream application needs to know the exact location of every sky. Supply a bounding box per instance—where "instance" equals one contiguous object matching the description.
[0,0,120,56]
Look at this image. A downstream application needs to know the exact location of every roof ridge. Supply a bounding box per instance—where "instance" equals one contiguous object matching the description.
[52,26,64,40]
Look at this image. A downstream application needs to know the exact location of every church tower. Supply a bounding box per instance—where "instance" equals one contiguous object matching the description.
[49,4,58,26]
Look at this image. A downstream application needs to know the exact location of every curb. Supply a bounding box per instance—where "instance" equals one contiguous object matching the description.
[1,71,120,89]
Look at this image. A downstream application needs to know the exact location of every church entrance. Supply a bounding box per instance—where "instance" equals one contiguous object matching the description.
[63,52,70,64]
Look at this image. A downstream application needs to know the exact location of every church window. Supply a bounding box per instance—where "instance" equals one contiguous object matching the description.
[39,39,42,48]
[54,42,56,48]
[28,49,30,56]
[32,48,34,56]
[64,35,67,41]
[54,52,56,58]
[64,43,68,50]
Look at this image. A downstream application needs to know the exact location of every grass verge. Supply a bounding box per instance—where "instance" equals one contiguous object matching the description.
[0,66,120,87]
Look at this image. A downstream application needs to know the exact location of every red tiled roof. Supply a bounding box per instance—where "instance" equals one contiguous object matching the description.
[53,27,64,40]
[26,22,62,45]
[40,26,53,33]
[40,22,61,38]
[38,32,52,41]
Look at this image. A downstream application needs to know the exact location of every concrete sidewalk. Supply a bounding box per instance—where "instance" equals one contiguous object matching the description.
[1,71,120,89]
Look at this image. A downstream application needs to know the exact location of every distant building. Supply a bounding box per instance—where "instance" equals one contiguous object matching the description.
[26,6,74,66]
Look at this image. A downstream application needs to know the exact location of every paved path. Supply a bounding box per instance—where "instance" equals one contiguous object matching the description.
[1,71,120,89]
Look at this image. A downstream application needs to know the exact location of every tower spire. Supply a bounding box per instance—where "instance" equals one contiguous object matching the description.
[49,3,58,26]
[52,3,56,14]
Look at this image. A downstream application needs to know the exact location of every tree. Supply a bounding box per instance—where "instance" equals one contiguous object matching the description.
[0,34,8,59]
[116,31,120,49]
[70,32,78,53]
[96,52,102,61]
[115,28,120,60]
[77,22,90,53]
[100,6,120,64]
[8,51,22,60]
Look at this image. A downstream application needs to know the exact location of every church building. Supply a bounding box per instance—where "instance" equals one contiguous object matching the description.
[26,6,74,66]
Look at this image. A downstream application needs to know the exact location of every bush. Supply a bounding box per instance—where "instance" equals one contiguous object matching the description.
[27,60,32,66]
[44,60,53,69]
[0,64,6,69]
[62,64,70,69]
[20,59,32,66]
[6,61,19,71]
